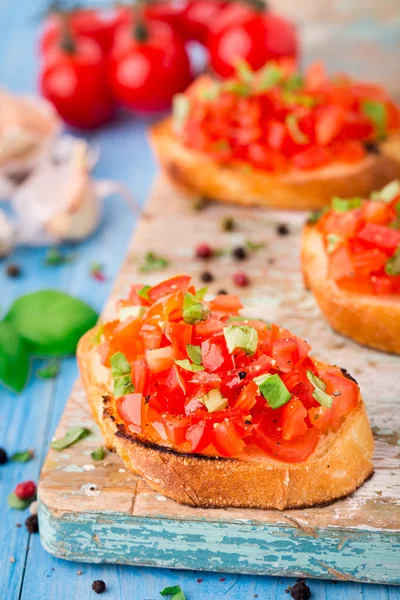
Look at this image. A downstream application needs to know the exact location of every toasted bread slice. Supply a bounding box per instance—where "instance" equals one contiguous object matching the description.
[77,329,374,510]
[149,118,400,210]
[302,224,400,354]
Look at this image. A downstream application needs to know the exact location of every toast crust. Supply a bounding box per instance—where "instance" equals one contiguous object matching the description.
[301,225,400,355]
[149,118,400,210]
[77,329,374,510]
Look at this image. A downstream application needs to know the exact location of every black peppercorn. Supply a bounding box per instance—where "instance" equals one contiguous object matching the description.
[201,271,214,283]
[6,264,21,278]
[290,579,311,600]
[232,246,248,261]
[238,371,247,380]
[276,223,290,236]
[222,216,235,231]
[92,580,106,594]
[25,514,39,534]
[217,289,228,295]
[0,448,7,464]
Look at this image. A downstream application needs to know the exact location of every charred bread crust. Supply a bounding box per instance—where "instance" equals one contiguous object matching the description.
[149,118,400,210]
[301,224,400,355]
[77,329,374,510]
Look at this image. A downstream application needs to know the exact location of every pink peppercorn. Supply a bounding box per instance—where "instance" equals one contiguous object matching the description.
[196,243,213,259]
[233,271,250,287]
[14,480,36,501]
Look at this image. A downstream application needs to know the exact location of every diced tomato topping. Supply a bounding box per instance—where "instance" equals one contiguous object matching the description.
[146,346,174,374]
[280,398,308,440]
[317,187,400,296]
[117,393,144,433]
[212,420,245,457]
[98,275,361,462]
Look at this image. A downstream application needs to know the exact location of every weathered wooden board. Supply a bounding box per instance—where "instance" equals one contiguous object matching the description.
[38,176,400,584]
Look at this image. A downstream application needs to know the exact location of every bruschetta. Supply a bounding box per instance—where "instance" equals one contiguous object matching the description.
[78,275,374,509]
[150,62,400,210]
[302,180,400,354]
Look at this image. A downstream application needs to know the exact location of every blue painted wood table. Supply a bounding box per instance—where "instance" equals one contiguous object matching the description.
[0,1,399,599]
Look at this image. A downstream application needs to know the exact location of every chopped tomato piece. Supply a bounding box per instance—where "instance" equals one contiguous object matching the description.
[280,398,308,440]
[357,223,400,254]
[212,421,245,457]
[146,346,174,374]
[131,359,149,394]
[164,322,193,359]
[201,336,233,372]
[272,337,299,373]
[235,380,258,412]
[148,275,191,302]
[117,393,143,433]
[315,105,345,145]
[351,248,387,277]
[328,245,355,280]
[253,419,319,463]
[209,294,243,314]
[186,420,213,453]
[292,145,331,170]
[162,414,191,445]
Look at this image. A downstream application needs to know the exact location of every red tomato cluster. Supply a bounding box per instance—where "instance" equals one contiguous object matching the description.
[38,1,298,129]
[315,182,400,295]
[175,64,400,172]
[98,275,360,462]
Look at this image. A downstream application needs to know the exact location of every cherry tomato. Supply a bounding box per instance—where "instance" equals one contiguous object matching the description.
[40,9,119,55]
[40,36,114,129]
[208,11,298,78]
[109,20,192,113]
[181,0,227,44]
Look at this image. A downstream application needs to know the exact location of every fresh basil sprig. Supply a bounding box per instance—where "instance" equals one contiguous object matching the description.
[0,321,30,393]
[5,290,98,357]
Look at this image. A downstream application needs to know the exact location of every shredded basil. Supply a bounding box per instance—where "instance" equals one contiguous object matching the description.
[223,325,258,355]
[110,351,135,397]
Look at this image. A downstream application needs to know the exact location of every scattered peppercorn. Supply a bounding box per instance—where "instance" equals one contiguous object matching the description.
[196,243,213,259]
[221,216,235,231]
[6,264,21,278]
[268,257,275,265]
[238,371,247,380]
[25,514,39,534]
[276,223,290,236]
[200,271,214,283]
[0,448,7,464]
[232,246,248,261]
[14,480,36,501]
[363,140,380,154]
[92,580,106,594]
[219,578,226,582]
[233,271,250,287]
[192,197,209,211]
[217,289,228,295]
[290,579,311,600]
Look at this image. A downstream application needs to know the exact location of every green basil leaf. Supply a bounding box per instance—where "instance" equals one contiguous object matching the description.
[362,99,387,138]
[44,248,75,266]
[92,322,104,345]
[160,586,186,600]
[285,114,309,145]
[172,94,190,135]
[283,74,305,92]
[140,252,169,273]
[256,64,283,91]
[371,180,400,203]
[385,246,400,276]
[110,351,135,397]
[5,290,98,357]
[137,285,151,301]
[283,92,317,108]
[223,80,251,97]
[307,370,333,407]
[91,446,105,461]
[175,359,204,373]
[326,233,343,254]
[186,344,202,365]
[332,197,362,212]
[50,426,91,451]
[245,239,265,252]
[11,449,34,463]
[223,325,258,355]
[8,493,34,510]
[307,206,328,225]
[195,287,208,301]
[36,360,60,379]
[183,293,210,325]
[201,389,228,412]
[0,321,30,393]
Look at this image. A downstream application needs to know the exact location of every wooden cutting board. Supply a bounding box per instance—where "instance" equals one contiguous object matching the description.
[38,176,400,585]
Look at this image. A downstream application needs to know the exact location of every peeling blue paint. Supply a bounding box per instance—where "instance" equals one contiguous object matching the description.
[38,501,400,584]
